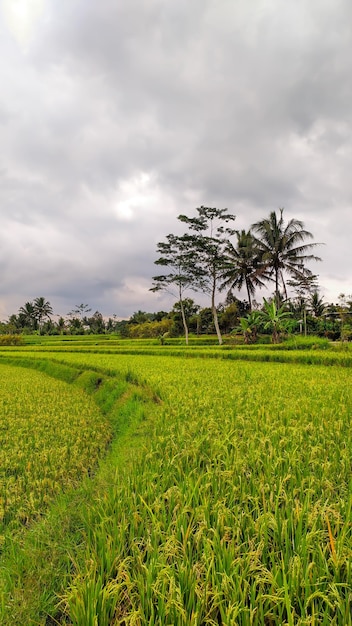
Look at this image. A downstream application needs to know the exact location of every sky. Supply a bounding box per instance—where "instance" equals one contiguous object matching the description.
[1,0,352,320]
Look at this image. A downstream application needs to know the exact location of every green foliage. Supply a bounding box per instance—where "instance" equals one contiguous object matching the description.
[128,318,173,339]
[85,311,106,334]
[0,356,150,623]
[69,303,92,318]
[258,298,293,343]
[0,335,24,346]
[233,311,261,344]
[309,290,327,317]
[221,229,267,310]
[252,208,322,304]
[177,206,237,344]
[58,352,352,624]
[218,301,239,334]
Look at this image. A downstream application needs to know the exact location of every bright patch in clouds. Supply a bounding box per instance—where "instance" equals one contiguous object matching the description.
[2,0,45,47]
[114,173,160,221]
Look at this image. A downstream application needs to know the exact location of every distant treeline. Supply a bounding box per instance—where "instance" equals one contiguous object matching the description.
[1,292,351,342]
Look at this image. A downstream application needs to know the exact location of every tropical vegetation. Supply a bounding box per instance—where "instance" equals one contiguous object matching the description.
[251,208,322,305]
[150,207,324,344]
[3,208,347,345]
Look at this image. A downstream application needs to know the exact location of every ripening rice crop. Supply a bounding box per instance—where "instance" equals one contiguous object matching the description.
[1,347,352,624]
[34,351,350,626]
[0,364,110,536]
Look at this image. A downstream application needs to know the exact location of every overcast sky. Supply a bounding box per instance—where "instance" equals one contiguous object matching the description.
[1,0,352,320]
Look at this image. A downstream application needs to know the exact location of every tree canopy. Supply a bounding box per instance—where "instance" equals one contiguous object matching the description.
[251,208,321,305]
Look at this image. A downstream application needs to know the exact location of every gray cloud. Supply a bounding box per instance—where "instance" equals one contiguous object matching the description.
[1,0,352,320]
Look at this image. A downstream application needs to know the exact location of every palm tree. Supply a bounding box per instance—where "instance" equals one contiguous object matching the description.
[33,297,53,334]
[251,209,321,306]
[56,316,67,334]
[18,301,37,331]
[309,290,326,318]
[221,230,268,311]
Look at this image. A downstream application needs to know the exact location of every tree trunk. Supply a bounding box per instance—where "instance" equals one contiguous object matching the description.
[246,279,252,312]
[211,274,222,345]
[275,268,280,307]
[179,291,189,346]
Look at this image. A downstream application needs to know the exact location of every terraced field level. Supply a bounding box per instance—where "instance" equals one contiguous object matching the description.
[0,338,351,624]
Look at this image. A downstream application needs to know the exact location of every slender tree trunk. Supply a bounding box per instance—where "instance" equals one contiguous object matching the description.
[280,270,288,301]
[246,279,252,312]
[179,288,189,345]
[275,267,280,307]
[211,273,222,345]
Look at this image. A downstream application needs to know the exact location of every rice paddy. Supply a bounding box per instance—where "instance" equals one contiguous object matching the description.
[0,338,351,624]
[0,364,110,536]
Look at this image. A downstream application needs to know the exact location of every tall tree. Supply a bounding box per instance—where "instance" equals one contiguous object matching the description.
[251,208,322,306]
[309,291,326,318]
[151,233,202,344]
[171,298,200,338]
[33,297,53,334]
[178,206,236,345]
[287,271,320,334]
[221,229,268,312]
[128,311,153,325]
[56,316,66,334]
[69,303,92,319]
[86,311,106,334]
[18,301,37,330]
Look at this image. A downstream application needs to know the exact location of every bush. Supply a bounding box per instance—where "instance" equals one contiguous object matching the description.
[0,334,25,346]
[128,319,173,339]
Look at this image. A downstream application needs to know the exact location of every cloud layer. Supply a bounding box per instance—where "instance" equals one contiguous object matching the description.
[1,0,352,319]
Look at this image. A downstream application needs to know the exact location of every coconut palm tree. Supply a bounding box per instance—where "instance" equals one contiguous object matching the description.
[309,290,326,318]
[251,209,321,306]
[221,230,268,311]
[18,301,37,331]
[33,297,53,334]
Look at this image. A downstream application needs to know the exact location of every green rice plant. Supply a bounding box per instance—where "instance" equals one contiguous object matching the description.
[0,365,110,536]
[1,346,352,623]
[33,352,348,625]
[0,355,162,624]
[279,336,331,350]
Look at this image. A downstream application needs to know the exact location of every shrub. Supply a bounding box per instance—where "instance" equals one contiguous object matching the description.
[0,334,24,346]
[128,318,173,339]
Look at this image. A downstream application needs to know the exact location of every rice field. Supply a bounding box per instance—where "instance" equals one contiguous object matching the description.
[0,363,111,536]
[0,339,351,624]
